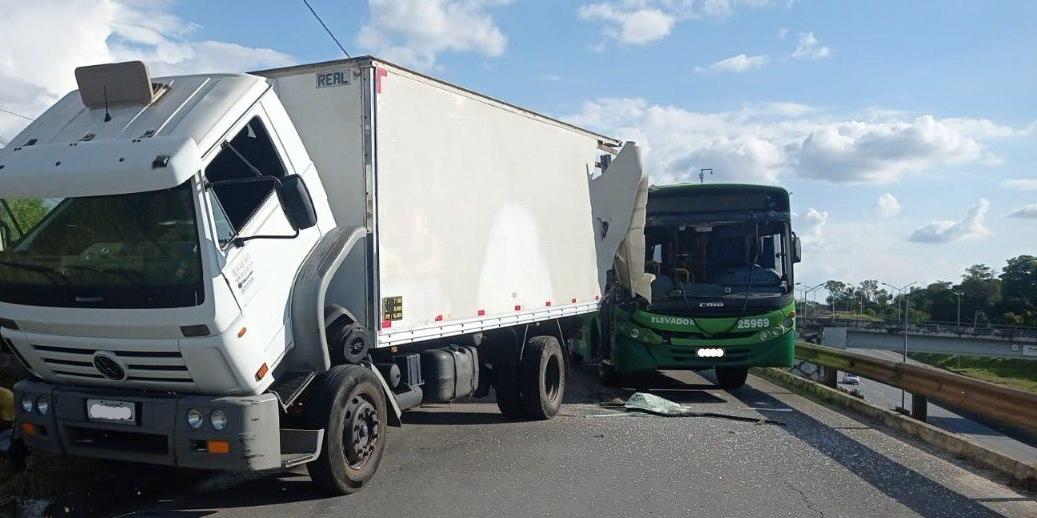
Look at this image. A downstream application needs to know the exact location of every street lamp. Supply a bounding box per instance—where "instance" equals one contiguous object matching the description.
[803,282,826,319]
[881,281,917,412]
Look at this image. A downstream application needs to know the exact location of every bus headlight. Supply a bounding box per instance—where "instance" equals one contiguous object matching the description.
[36,398,50,415]
[628,327,640,339]
[21,395,35,413]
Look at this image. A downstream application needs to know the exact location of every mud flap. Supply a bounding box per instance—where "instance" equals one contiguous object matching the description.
[367,361,403,427]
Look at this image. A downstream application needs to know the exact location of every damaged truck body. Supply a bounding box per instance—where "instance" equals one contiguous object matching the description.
[0,58,645,494]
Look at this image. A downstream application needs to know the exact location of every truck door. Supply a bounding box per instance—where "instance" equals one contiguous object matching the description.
[202,109,320,364]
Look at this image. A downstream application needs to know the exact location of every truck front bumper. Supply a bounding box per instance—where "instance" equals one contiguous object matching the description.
[13,379,317,471]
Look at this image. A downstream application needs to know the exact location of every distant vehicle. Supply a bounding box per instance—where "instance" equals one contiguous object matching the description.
[842,374,861,385]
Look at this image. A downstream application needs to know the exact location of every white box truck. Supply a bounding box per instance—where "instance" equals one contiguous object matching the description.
[0,58,645,493]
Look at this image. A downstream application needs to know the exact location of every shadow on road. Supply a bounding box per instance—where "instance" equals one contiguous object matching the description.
[720,371,1009,518]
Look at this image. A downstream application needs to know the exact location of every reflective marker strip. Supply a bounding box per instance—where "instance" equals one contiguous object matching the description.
[381,320,392,329]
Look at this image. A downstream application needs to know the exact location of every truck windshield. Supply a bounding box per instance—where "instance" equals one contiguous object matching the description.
[0,181,204,308]
[645,218,792,300]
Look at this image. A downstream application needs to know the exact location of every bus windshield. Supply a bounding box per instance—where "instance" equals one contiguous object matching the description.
[0,181,204,308]
[645,218,792,301]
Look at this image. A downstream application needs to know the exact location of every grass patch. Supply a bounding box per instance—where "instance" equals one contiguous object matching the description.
[910,353,1037,395]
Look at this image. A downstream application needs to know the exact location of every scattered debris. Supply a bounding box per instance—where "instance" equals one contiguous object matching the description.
[596,392,786,426]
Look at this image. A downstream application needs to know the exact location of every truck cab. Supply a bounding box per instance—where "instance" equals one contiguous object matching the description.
[1,65,332,471]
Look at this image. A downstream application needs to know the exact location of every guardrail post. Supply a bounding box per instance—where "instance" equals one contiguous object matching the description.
[911,394,928,421]
[821,366,838,388]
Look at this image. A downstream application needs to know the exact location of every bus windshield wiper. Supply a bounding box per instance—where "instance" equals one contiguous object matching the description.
[0,260,71,286]
[63,264,157,302]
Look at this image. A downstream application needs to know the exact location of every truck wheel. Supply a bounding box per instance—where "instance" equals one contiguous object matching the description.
[305,365,387,495]
[715,367,749,390]
[520,336,565,420]
[494,363,524,420]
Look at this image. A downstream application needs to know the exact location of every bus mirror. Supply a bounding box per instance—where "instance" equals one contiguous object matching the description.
[276,175,318,231]
[792,235,802,263]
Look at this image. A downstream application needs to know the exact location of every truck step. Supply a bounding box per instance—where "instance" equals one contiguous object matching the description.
[280,428,324,468]
[269,371,316,410]
[281,452,318,468]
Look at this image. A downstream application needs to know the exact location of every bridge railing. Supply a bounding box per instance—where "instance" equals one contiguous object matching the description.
[794,342,1037,438]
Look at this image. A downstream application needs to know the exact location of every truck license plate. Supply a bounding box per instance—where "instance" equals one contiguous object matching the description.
[86,399,136,424]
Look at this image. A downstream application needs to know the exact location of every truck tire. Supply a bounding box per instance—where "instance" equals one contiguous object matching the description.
[519,335,565,420]
[715,366,749,390]
[494,363,524,420]
[305,365,387,495]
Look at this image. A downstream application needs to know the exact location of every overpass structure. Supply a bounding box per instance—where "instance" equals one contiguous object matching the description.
[798,318,1037,359]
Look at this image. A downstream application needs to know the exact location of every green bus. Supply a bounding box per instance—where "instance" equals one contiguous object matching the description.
[575,183,800,389]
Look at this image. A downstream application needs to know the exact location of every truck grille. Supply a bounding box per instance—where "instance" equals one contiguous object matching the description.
[30,343,194,385]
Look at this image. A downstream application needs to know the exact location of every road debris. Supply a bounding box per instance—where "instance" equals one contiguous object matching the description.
[596,392,786,426]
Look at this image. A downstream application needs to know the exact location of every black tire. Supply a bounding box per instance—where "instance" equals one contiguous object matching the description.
[305,365,387,495]
[494,362,524,419]
[715,366,749,390]
[520,336,566,420]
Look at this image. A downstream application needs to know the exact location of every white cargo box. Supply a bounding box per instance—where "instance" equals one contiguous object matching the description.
[259,58,629,347]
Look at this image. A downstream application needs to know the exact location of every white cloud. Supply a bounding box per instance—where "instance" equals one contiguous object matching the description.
[799,208,829,246]
[357,0,510,70]
[1002,178,1037,190]
[1010,204,1037,219]
[564,98,1023,186]
[908,198,991,244]
[793,115,1000,183]
[0,0,293,140]
[874,192,901,218]
[777,27,788,38]
[578,0,782,45]
[791,31,832,60]
[694,53,769,74]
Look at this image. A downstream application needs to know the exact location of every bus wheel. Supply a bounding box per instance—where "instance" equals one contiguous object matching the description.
[715,367,749,390]
[306,365,387,495]
[520,336,566,420]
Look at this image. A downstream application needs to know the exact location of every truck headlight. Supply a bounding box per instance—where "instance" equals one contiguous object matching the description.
[210,409,228,431]
[21,395,35,413]
[187,408,204,429]
[36,398,50,415]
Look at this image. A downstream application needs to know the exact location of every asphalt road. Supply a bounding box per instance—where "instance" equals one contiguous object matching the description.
[106,368,1037,518]
[840,348,1037,464]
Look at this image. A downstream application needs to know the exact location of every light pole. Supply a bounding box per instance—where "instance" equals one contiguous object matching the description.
[881,281,916,411]
[803,282,825,319]
[955,291,961,328]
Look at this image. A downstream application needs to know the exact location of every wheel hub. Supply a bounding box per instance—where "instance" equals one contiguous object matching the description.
[343,395,380,467]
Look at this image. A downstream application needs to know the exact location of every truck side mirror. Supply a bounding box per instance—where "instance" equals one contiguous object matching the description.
[276,174,318,231]
[792,235,802,263]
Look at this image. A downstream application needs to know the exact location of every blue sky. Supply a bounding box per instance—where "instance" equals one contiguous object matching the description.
[1,0,1035,292]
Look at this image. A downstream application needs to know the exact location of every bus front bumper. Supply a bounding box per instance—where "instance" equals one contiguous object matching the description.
[612,330,796,373]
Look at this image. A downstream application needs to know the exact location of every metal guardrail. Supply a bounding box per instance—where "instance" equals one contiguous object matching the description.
[794,342,1037,438]
[798,317,1037,341]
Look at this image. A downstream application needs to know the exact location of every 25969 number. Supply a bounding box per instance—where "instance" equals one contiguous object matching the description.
[736,318,769,329]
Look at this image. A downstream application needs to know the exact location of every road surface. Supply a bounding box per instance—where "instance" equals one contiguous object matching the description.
[840,348,1037,464]
[105,368,1036,518]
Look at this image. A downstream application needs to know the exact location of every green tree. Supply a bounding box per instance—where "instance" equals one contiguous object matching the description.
[999,255,1037,325]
